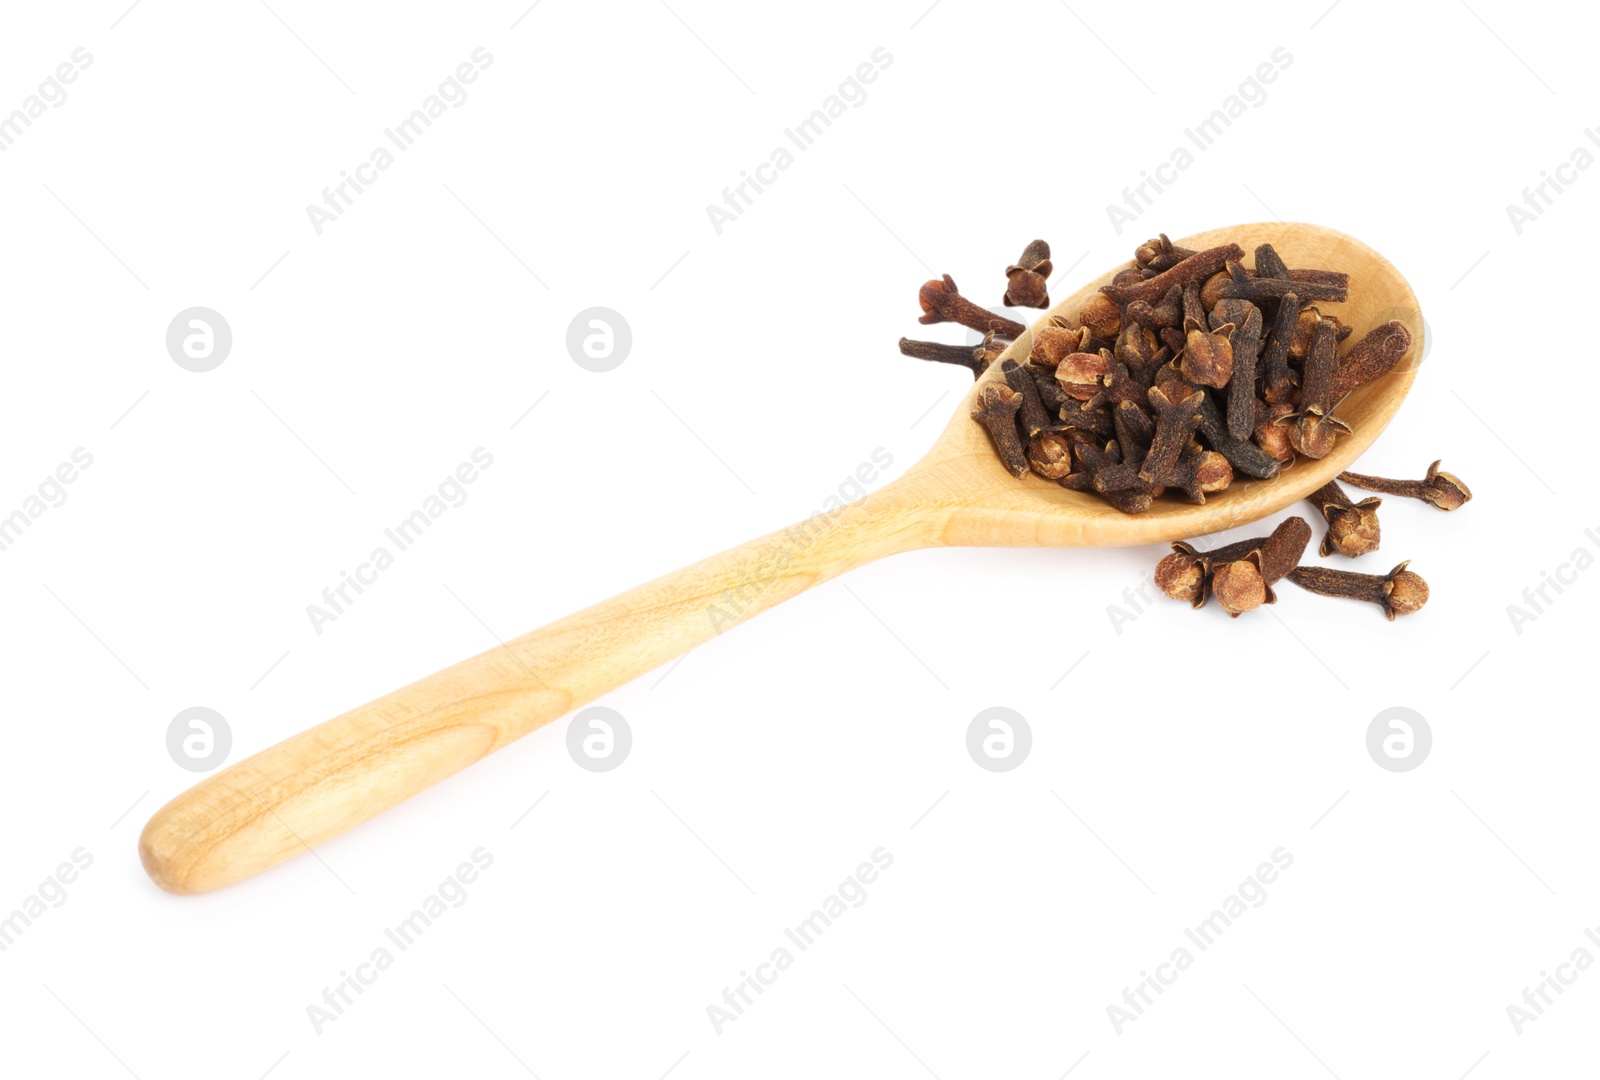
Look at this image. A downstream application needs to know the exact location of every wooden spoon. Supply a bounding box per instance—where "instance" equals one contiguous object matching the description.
[140,222,1421,893]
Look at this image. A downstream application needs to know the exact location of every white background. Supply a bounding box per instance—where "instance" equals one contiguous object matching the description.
[1,0,1595,1076]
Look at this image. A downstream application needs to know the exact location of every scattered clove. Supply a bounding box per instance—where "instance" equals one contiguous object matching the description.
[1004,240,1053,308]
[918,274,1028,339]
[1340,460,1472,511]
[1286,561,1429,620]
[899,337,989,379]
[1307,479,1382,557]
[1155,516,1310,616]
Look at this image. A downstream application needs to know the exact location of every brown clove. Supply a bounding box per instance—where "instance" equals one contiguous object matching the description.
[1339,460,1471,511]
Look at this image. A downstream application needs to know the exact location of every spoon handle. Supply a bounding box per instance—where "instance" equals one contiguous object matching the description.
[140,484,928,894]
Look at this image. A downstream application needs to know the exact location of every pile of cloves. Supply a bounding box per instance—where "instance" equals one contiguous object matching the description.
[899,234,1473,620]
[903,234,1415,514]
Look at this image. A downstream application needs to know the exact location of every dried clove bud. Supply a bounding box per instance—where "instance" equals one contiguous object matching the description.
[1260,291,1300,407]
[1113,400,1156,463]
[1056,350,1111,401]
[1180,316,1234,389]
[977,331,1012,368]
[1004,239,1053,308]
[1139,381,1204,485]
[1307,479,1382,557]
[1126,285,1183,330]
[1085,359,1149,412]
[1027,432,1073,479]
[1211,558,1267,617]
[1155,516,1308,615]
[1286,561,1429,620]
[1287,306,1349,359]
[1030,363,1070,414]
[971,382,1028,478]
[1213,299,1264,441]
[1062,440,1155,513]
[1100,243,1245,306]
[1328,321,1413,400]
[1029,324,1084,367]
[1253,400,1296,463]
[1195,390,1281,480]
[1114,321,1162,384]
[1339,459,1471,511]
[1288,318,1350,459]
[1253,243,1290,280]
[1003,359,1052,438]
[1200,269,1232,312]
[919,275,1027,339]
[1154,548,1205,607]
[1165,446,1233,503]
[1258,515,1313,587]
[1051,397,1115,439]
[1077,293,1123,340]
[1219,259,1349,303]
[1135,234,1197,274]
[899,337,989,379]
[1209,515,1312,617]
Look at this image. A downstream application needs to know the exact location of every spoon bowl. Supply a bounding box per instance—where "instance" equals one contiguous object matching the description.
[899,220,1422,548]
[141,221,1421,894]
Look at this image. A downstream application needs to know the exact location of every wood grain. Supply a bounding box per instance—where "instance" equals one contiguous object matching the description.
[141,221,1422,893]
